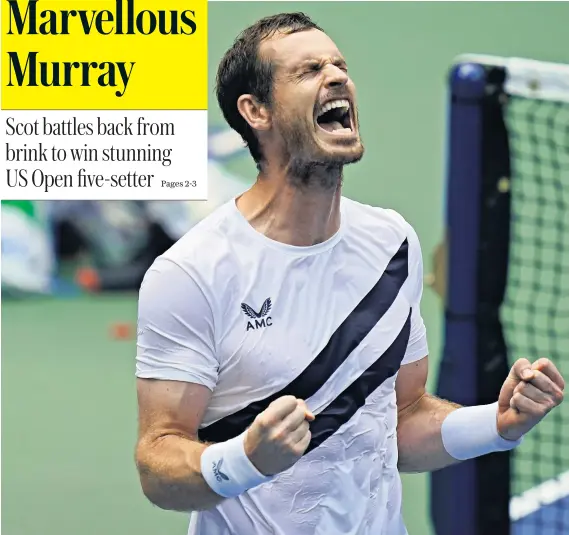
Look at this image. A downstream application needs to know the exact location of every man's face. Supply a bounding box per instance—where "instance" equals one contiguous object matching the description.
[260,29,364,171]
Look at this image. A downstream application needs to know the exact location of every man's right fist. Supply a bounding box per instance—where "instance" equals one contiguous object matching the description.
[244,395,315,476]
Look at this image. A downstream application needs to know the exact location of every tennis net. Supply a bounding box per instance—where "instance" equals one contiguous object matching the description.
[432,55,569,535]
[495,58,569,535]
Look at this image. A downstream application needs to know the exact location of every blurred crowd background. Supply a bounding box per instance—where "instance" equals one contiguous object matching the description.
[2,3,568,535]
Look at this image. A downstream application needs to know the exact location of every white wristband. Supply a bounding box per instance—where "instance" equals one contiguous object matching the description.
[200,432,273,498]
[441,402,523,461]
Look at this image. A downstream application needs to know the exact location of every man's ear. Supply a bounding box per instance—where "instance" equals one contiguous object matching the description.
[237,94,271,132]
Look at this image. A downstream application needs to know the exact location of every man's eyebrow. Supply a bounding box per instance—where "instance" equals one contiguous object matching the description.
[292,56,347,71]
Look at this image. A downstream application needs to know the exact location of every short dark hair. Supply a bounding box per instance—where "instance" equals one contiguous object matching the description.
[215,13,322,165]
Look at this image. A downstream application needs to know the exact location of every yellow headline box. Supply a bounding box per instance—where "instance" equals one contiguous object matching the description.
[2,0,207,109]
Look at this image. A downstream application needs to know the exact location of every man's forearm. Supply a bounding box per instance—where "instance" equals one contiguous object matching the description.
[136,434,224,512]
[397,393,462,473]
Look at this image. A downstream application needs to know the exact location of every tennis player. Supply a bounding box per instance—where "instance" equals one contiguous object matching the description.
[135,13,565,535]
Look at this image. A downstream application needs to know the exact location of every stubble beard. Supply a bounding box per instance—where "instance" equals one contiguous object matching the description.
[277,111,364,191]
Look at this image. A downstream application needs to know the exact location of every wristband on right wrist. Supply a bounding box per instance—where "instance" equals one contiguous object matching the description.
[200,432,274,498]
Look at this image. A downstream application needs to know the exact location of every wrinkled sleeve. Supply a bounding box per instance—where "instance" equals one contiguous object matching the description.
[136,257,219,391]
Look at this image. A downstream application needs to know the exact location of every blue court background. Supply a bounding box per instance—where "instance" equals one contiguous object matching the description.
[3,3,569,535]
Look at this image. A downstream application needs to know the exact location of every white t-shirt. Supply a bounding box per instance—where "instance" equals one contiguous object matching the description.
[136,196,429,535]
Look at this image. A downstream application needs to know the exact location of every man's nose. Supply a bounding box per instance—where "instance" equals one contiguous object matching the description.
[323,64,348,89]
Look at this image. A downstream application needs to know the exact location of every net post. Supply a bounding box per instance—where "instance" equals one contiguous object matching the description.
[430,61,512,535]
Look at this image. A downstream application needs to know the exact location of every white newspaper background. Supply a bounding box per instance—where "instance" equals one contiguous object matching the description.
[1,127,250,295]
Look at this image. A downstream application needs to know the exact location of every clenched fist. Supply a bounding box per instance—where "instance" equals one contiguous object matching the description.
[497,358,565,441]
[244,395,315,476]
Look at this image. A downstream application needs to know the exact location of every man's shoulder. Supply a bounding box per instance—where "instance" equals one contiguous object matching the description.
[342,197,422,268]
[342,197,415,240]
[163,201,236,260]
[149,200,242,285]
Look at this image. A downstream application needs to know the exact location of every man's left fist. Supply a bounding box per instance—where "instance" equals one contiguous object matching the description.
[497,358,565,442]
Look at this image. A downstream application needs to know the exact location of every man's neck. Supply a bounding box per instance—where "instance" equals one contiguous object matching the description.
[236,164,343,247]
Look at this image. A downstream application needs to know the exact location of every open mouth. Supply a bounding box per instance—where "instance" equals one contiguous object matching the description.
[316,99,354,135]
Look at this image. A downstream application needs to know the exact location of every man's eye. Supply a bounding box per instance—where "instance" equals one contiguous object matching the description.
[308,63,321,72]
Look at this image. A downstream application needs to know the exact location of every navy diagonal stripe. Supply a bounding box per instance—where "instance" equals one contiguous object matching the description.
[199,238,409,443]
[305,309,412,454]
